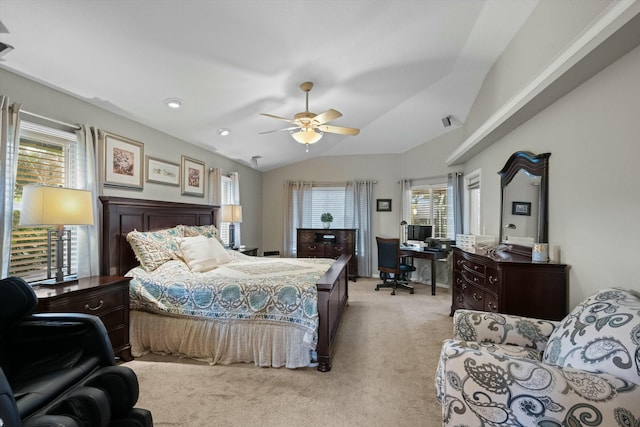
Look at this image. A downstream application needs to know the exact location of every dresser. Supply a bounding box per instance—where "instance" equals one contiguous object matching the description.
[452,247,568,320]
[297,228,357,281]
[34,276,132,361]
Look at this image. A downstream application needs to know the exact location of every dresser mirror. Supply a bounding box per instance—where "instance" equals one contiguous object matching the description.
[498,151,550,248]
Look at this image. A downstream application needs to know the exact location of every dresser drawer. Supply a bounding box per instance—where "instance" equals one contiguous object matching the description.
[461,258,485,277]
[461,281,486,311]
[461,268,484,287]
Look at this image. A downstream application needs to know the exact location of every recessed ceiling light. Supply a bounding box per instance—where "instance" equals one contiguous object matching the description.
[165,98,183,109]
[217,128,231,136]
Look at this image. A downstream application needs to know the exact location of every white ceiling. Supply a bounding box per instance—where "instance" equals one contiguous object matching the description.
[0,0,538,171]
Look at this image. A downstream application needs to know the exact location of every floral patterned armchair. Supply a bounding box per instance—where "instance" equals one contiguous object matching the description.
[436,288,640,426]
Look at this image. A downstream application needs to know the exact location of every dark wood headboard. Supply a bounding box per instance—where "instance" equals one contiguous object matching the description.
[99,196,219,276]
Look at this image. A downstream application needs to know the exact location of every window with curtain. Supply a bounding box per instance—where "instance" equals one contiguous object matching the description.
[409,184,449,239]
[219,174,234,246]
[9,122,81,282]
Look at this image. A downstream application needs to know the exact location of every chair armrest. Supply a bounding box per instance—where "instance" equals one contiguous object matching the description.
[453,309,558,351]
[1,313,115,382]
[437,339,640,426]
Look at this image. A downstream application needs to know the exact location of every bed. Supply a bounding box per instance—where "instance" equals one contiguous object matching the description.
[99,196,349,372]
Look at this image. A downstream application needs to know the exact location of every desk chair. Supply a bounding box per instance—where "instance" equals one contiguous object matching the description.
[375,237,416,295]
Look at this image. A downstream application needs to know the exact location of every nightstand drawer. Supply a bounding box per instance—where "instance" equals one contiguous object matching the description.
[53,288,125,317]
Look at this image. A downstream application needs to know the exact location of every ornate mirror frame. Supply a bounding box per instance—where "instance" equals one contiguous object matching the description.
[498,151,550,253]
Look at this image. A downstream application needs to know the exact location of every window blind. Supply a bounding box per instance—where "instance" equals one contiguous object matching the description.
[9,123,78,282]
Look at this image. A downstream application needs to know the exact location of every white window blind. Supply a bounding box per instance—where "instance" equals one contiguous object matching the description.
[310,186,346,228]
[409,184,448,238]
[10,122,79,282]
[219,175,233,246]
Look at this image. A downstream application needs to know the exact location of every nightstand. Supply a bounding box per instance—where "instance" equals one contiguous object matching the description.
[238,247,258,256]
[33,276,132,361]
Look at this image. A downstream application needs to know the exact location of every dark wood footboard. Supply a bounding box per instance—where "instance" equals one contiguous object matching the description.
[315,253,350,372]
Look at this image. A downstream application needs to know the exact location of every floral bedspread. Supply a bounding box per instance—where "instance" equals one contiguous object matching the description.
[127,253,335,342]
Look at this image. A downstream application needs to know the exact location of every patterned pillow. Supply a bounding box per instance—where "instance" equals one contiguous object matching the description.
[126,226,184,271]
[179,224,224,244]
[542,287,640,386]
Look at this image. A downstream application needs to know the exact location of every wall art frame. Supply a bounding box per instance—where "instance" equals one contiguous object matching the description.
[377,199,392,212]
[512,201,532,216]
[181,155,205,197]
[103,131,144,190]
[145,156,180,186]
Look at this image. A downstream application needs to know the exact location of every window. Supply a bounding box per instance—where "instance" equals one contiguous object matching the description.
[409,184,448,238]
[309,186,346,228]
[9,122,80,282]
[219,174,235,246]
[465,170,481,235]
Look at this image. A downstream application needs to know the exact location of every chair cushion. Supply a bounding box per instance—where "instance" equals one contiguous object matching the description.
[0,276,37,328]
[542,287,640,386]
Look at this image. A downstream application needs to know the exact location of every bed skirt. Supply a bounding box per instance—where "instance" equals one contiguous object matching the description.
[130,310,315,368]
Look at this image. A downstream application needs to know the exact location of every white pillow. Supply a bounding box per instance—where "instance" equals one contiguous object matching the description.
[178,235,232,272]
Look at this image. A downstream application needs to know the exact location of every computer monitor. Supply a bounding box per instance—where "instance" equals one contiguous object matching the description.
[407,224,433,242]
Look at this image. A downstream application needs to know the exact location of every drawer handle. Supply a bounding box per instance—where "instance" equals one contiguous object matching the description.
[456,278,463,285]
[335,246,343,251]
[461,283,467,290]
[309,246,316,250]
[488,301,496,310]
[488,275,498,285]
[84,300,104,311]
[473,293,482,301]
[473,265,480,271]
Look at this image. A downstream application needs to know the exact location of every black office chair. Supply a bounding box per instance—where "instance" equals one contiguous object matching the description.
[375,237,416,295]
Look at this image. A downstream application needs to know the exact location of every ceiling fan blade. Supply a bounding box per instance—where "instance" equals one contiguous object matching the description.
[313,109,342,125]
[260,113,295,123]
[259,126,299,134]
[317,124,360,136]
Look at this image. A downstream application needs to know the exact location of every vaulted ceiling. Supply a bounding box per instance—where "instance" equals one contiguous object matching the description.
[0,0,538,171]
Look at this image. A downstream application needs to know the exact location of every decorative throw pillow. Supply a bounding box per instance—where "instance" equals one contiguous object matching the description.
[542,287,640,386]
[179,224,224,244]
[178,235,232,272]
[126,226,183,271]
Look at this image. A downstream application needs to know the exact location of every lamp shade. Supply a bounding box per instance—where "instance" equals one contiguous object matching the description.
[220,204,242,223]
[19,185,94,226]
[290,128,323,145]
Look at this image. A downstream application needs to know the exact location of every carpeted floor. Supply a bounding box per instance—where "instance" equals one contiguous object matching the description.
[123,278,453,427]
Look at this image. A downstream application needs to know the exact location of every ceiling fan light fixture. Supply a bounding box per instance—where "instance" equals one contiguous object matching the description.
[290,128,323,145]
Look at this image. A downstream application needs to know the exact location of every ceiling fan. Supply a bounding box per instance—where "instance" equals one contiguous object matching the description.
[260,82,360,150]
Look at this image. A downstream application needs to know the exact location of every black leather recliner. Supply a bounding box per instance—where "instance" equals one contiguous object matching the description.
[0,276,153,427]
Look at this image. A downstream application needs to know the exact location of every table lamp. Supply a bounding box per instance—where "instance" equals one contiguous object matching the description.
[19,185,94,284]
[221,204,242,249]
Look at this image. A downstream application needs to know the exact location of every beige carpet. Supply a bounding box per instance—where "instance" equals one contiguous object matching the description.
[123,278,453,427]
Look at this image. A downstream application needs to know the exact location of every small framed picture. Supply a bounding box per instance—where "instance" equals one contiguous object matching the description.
[146,156,180,186]
[181,156,205,197]
[377,199,392,212]
[104,132,144,190]
[512,201,531,216]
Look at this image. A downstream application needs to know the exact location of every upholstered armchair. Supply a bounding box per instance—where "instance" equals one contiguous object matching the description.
[436,288,640,426]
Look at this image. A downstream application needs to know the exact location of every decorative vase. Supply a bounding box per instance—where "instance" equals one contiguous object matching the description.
[323,222,331,229]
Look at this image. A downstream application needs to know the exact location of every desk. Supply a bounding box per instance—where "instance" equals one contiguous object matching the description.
[400,248,450,295]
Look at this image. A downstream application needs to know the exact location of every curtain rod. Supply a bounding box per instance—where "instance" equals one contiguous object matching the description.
[397,172,461,184]
[20,110,81,130]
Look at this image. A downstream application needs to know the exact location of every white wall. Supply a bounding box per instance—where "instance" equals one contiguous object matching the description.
[261,130,462,271]
[1,68,263,249]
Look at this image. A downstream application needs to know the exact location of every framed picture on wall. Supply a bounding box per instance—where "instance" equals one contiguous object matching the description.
[377,199,392,212]
[512,201,531,216]
[181,156,205,197]
[103,132,144,190]
[145,156,180,186]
